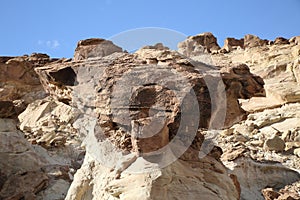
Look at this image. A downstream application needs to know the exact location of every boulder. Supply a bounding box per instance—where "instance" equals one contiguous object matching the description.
[178,32,221,56]
[244,34,269,48]
[73,38,123,61]
[264,135,286,152]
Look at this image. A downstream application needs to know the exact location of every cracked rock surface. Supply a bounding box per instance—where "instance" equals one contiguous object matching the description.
[1,33,300,200]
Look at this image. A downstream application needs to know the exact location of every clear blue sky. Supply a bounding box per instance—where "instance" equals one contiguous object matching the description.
[1,0,300,58]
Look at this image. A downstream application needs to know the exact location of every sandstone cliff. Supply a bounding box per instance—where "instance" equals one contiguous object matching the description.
[0,33,300,200]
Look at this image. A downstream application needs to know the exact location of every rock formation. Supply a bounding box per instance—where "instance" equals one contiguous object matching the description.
[0,33,300,200]
[178,32,221,55]
[212,33,300,200]
[0,53,56,118]
[35,40,263,199]
[73,38,123,61]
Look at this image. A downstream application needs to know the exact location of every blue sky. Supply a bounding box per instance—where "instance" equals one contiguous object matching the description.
[1,0,300,58]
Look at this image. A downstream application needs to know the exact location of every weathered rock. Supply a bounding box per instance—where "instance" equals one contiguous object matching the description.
[274,37,290,45]
[178,32,221,56]
[0,101,17,118]
[0,110,83,200]
[18,98,80,148]
[0,119,49,199]
[264,135,286,152]
[141,43,170,51]
[66,154,240,200]
[36,179,70,200]
[33,42,266,199]
[244,34,269,48]
[240,97,282,113]
[73,38,123,61]
[276,181,300,200]
[0,54,55,117]
[223,37,244,52]
[212,34,300,106]
[220,64,265,126]
[262,188,280,200]
[36,48,264,133]
[293,148,300,157]
[0,132,46,175]
[245,103,300,128]
[0,170,49,200]
[289,36,300,45]
[224,157,300,200]
[2,33,300,200]
[262,185,300,200]
[222,148,246,161]
[189,33,300,200]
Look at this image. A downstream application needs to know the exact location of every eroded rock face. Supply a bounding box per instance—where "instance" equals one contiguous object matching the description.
[0,53,56,117]
[73,38,123,61]
[33,41,265,199]
[214,33,300,110]
[2,33,300,200]
[65,154,240,200]
[223,37,244,52]
[225,158,300,200]
[220,64,265,126]
[0,119,49,199]
[18,97,80,148]
[36,48,264,134]
[244,34,269,48]
[178,32,221,56]
[262,185,300,200]
[211,34,300,200]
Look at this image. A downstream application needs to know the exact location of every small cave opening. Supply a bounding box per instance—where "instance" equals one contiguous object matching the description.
[49,67,77,86]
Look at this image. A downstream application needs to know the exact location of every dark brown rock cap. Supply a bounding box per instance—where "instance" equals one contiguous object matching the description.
[74,38,123,61]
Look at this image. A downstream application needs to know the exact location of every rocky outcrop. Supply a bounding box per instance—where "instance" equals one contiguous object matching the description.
[226,158,300,200]
[33,39,265,199]
[223,37,244,52]
[0,119,48,199]
[0,116,84,200]
[220,64,265,126]
[244,34,269,48]
[274,37,290,45]
[0,53,56,117]
[36,46,264,131]
[1,33,300,200]
[178,32,221,56]
[221,35,293,53]
[211,33,300,200]
[73,38,123,61]
[217,102,300,200]
[290,36,300,45]
[214,33,300,111]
